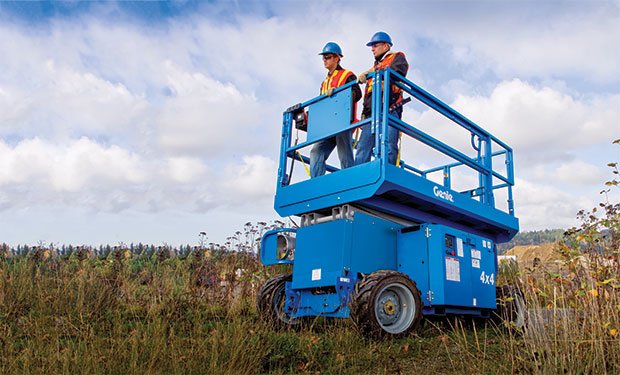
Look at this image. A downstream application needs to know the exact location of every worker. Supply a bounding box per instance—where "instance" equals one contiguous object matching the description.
[310,42,362,178]
[355,31,409,166]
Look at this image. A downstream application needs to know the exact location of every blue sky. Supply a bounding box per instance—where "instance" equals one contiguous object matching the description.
[0,1,619,247]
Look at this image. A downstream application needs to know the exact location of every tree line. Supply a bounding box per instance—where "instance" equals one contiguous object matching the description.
[497,228,565,253]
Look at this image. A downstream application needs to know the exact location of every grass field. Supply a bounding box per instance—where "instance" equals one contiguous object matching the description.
[0,236,618,374]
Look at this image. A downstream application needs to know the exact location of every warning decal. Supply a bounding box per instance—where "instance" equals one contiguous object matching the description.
[456,237,464,257]
[471,249,481,259]
[312,268,321,281]
[445,257,460,282]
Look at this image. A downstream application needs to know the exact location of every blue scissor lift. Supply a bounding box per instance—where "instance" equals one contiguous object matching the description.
[258,69,519,337]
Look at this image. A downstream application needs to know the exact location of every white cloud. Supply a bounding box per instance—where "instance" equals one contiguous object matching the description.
[219,155,276,202]
[0,60,150,140]
[454,80,619,159]
[530,160,607,187]
[0,138,146,191]
[186,14,328,94]
[411,2,620,83]
[47,61,149,130]
[514,178,594,230]
[165,156,207,183]
[0,85,30,128]
[492,10,619,82]
[0,137,278,215]
[156,62,259,155]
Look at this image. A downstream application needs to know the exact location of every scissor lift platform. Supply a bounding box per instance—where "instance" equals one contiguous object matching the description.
[275,69,518,243]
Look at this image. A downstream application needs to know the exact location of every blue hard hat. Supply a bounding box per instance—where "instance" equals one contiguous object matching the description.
[366,31,393,46]
[319,42,343,57]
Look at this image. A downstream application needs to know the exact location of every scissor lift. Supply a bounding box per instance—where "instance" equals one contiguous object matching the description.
[258,69,520,337]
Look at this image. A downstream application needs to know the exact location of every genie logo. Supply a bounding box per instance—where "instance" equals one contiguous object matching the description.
[433,186,454,202]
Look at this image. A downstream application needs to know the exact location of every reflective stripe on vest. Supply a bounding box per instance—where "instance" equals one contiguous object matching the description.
[321,69,354,94]
[364,52,405,99]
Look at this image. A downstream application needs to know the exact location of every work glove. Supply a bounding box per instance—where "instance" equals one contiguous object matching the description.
[357,69,372,84]
[326,87,335,97]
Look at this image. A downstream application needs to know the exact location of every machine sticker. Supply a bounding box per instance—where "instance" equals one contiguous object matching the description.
[472,259,480,268]
[480,271,495,285]
[456,238,464,257]
[473,298,477,306]
[445,257,460,282]
[471,249,481,259]
[312,268,322,281]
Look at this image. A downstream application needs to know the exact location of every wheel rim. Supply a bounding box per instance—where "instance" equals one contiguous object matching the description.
[374,282,416,334]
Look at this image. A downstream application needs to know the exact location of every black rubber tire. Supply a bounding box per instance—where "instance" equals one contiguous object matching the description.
[493,284,526,330]
[257,274,301,329]
[349,270,423,339]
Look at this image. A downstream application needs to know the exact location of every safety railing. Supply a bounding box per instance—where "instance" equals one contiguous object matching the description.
[278,80,367,181]
[278,68,515,216]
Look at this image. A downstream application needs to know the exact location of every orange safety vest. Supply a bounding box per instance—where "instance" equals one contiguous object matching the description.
[321,69,354,94]
[321,69,358,122]
[364,51,405,104]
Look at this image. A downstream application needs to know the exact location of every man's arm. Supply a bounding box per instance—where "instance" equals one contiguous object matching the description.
[391,53,409,78]
[345,74,362,103]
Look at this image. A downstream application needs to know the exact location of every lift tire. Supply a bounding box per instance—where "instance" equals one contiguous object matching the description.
[493,284,526,331]
[349,270,423,339]
[257,274,301,329]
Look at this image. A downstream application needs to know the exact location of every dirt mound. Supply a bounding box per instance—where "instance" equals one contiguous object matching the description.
[505,243,561,267]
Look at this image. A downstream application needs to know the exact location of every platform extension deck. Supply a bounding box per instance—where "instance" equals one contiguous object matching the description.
[274,69,519,243]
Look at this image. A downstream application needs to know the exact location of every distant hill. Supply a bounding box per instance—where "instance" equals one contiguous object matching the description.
[504,243,561,267]
[497,229,565,254]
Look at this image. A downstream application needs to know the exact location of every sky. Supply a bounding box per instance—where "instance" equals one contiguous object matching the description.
[0,0,618,248]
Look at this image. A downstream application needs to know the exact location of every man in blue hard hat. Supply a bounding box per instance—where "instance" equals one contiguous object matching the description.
[354,31,409,166]
[310,42,362,178]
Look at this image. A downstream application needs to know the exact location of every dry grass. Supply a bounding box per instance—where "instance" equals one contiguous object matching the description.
[0,243,617,374]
